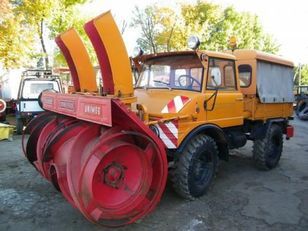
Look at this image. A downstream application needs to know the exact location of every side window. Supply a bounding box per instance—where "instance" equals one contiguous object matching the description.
[224,65,235,88]
[207,58,236,90]
[238,65,252,87]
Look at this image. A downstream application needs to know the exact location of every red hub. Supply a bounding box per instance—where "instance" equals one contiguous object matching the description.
[103,162,126,189]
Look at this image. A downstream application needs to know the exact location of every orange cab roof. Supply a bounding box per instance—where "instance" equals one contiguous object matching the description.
[139,50,236,61]
[232,49,294,67]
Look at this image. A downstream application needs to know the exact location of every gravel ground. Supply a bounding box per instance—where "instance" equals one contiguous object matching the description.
[0,117,307,231]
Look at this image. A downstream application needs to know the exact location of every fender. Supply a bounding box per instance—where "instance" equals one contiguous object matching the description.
[176,123,229,161]
[250,118,288,140]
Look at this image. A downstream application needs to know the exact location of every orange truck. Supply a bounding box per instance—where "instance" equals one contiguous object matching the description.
[23,11,294,226]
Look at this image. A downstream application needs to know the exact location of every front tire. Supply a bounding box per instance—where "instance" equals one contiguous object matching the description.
[253,124,283,170]
[171,134,218,200]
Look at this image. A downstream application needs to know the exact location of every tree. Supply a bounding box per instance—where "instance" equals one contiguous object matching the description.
[0,0,88,70]
[15,0,88,69]
[0,0,35,69]
[131,6,159,53]
[131,1,279,54]
[15,0,57,69]
[131,6,180,53]
[294,64,308,86]
[48,1,94,67]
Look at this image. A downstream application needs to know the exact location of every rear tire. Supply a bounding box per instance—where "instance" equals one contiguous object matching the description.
[253,124,283,170]
[296,100,308,120]
[171,134,218,200]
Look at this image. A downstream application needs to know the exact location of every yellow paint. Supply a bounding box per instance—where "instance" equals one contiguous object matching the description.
[0,123,14,141]
[59,28,97,92]
[134,48,293,148]
[92,11,134,98]
[243,96,293,121]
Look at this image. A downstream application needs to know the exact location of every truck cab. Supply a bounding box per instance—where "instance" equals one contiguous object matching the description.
[134,50,244,147]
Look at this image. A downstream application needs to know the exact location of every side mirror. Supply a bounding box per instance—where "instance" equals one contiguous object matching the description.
[210,67,221,87]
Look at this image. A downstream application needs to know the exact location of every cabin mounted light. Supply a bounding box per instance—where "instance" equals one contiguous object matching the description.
[188,36,200,50]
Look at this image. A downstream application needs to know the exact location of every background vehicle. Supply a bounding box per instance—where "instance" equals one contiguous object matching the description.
[22,12,294,227]
[16,70,62,134]
[0,98,6,122]
[294,85,308,120]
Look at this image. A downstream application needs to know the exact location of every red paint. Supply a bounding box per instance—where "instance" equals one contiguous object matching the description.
[41,92,112,127]
[158,122,178,147]
[24,95,168,227]
[286,125,294,138]
[167,99,176,113]
[84,20,114,95]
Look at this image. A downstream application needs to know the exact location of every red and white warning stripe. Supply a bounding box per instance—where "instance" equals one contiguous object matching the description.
[161,96,190,113]
[155,120,178,149]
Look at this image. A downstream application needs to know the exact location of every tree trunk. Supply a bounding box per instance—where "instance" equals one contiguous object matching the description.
[38,19,49,69]
[166,25,175,52]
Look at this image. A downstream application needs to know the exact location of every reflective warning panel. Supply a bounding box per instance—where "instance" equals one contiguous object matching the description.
[41,91,112,127]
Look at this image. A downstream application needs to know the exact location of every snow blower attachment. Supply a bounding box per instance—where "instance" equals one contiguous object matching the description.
[23,11,168,227]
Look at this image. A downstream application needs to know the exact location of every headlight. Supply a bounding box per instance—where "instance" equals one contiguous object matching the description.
[187,36,200,50]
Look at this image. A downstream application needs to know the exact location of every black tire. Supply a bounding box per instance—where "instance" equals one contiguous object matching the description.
[296,100,308,120]
[171,134,218,200]
[16,118,24,135]
[253,124,283,170]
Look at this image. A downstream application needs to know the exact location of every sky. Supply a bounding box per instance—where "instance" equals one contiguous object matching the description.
[81,0,308,64]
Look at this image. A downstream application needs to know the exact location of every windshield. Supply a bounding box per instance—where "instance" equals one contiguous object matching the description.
[22,80,60,99]
[136,54,203,91]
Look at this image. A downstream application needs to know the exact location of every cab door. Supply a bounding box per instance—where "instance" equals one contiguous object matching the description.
[204,57,243,127]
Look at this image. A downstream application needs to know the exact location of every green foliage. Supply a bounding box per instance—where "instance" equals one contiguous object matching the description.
[0,0,89,69]
[48,2,96,67]
[0,0,35,69]
[131,1,279,54]
[132,5,185,53]
[294,65,308,85]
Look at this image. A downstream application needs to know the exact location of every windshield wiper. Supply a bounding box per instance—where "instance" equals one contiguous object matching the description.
[153,80,170,86]
[153,80,172,90]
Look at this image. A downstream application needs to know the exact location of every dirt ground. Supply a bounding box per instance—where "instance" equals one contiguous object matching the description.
[0,117,307,231]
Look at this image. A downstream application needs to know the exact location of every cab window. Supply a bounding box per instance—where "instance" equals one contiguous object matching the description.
[238,64,252,87]
[136,54,204,92]
[207,58,236,90]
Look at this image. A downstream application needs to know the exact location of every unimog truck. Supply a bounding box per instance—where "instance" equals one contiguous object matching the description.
[23,11,294,227]
[133,48,294,199]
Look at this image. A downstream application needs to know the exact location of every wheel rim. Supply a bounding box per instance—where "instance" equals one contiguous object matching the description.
[193,151,214,186]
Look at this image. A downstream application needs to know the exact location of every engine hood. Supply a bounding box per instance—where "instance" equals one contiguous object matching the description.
[134,88,199,114]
